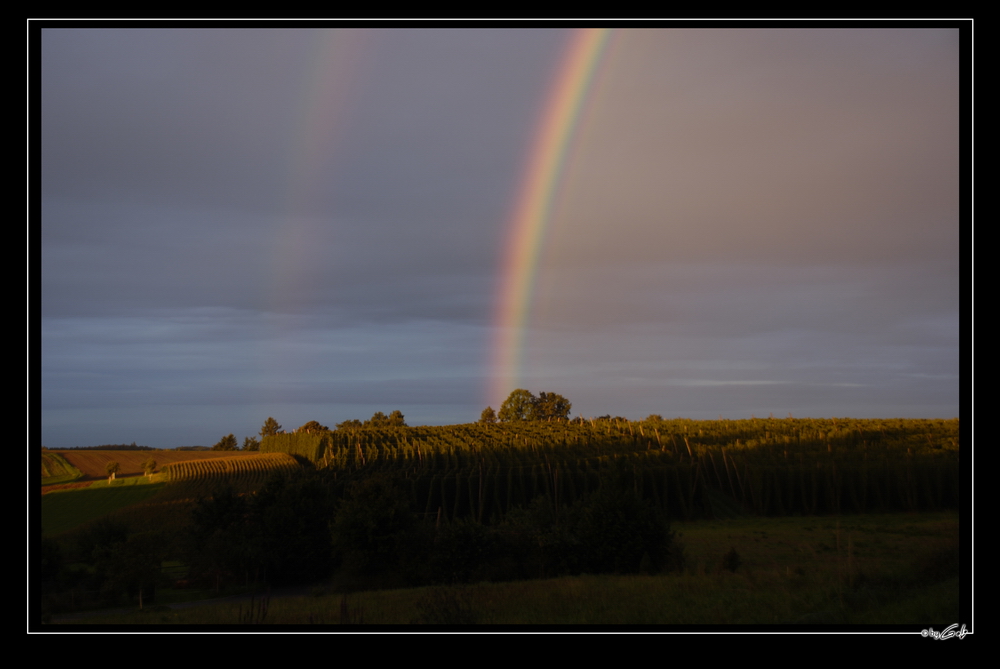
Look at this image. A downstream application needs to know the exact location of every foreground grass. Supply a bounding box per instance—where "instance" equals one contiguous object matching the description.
[58,512,959,626]
[61,571,958,626]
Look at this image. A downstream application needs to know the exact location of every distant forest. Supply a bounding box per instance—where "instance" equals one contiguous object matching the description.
[52,443,156,451]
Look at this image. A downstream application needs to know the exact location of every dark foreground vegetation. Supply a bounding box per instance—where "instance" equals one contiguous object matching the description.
[38,414,960,625]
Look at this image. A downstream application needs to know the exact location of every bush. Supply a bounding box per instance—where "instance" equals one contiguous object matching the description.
[188,472,335,588]
[570,478,674,574]
[722,547,741,572]
[331,474,428,586]
[427,518,496,584]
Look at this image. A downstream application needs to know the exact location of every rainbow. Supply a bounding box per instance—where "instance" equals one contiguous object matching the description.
[488,28,612,408]
[263,32,369,312]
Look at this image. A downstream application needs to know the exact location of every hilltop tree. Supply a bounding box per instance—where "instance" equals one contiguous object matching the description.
[499,389,572,422]
[367,411,389,427]
[260,417,283,438]
[212,434,238,451]
[531,392,572,421]
[242,436,260,451]
[480,406,497,424]
[336,419,363,430]
[388,410,407,427]
[498,389,536,422]
[298,421,329,434]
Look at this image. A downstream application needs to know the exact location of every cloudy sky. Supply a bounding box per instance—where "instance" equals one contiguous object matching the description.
[39,25,962,448]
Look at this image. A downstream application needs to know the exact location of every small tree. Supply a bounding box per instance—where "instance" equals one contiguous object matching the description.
[367,411,389,427]
[479,406,497,424]
[106,461,120,483]
[212,434,238,451]
[242,436,261,451]
[531,392,572,421]
[498,389,535,422]
[142,458,157,478]
[388,410,407,427]
[260,417,283,438]
[297,421,329,434]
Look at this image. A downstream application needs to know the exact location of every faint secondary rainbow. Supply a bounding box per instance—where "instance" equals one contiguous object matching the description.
[260,30,370,386]
[267,30,370,314]
[488,28,612,408]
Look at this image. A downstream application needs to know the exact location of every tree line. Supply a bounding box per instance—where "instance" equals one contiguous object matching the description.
[212,388,572,453]
[211,411,410,453]
[480,389,572,424]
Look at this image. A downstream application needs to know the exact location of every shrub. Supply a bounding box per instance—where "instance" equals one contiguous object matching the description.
[331,474,428,585]
[570,478,674,574]
[722,547,741,572]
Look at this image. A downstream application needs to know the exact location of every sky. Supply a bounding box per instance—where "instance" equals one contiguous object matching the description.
[38,25,963,449]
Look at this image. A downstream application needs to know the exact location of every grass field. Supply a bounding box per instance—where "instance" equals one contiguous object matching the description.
[55,511,959,626]
[41,451,83,486]
[41,479,167,537]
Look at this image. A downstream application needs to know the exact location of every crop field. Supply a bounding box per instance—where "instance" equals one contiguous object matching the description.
[299,417,960,521]
[161,453,301,492]
[40,452,307,536]
[45,449,263,483]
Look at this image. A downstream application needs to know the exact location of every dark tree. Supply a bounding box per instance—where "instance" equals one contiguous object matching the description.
[189,486,251,590]
[479,406,498,424]
[105,461,120,482]
[212,434,238,451]
[570,470,674,574]
[242,436,260,451]
[332,474,423,583]
[388,410,407,427]
[94,531,166,608]
[251,472,335,585]
[336,419,363,430]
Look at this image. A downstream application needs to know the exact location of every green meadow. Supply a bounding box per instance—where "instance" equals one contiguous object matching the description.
[42,480,166,537]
